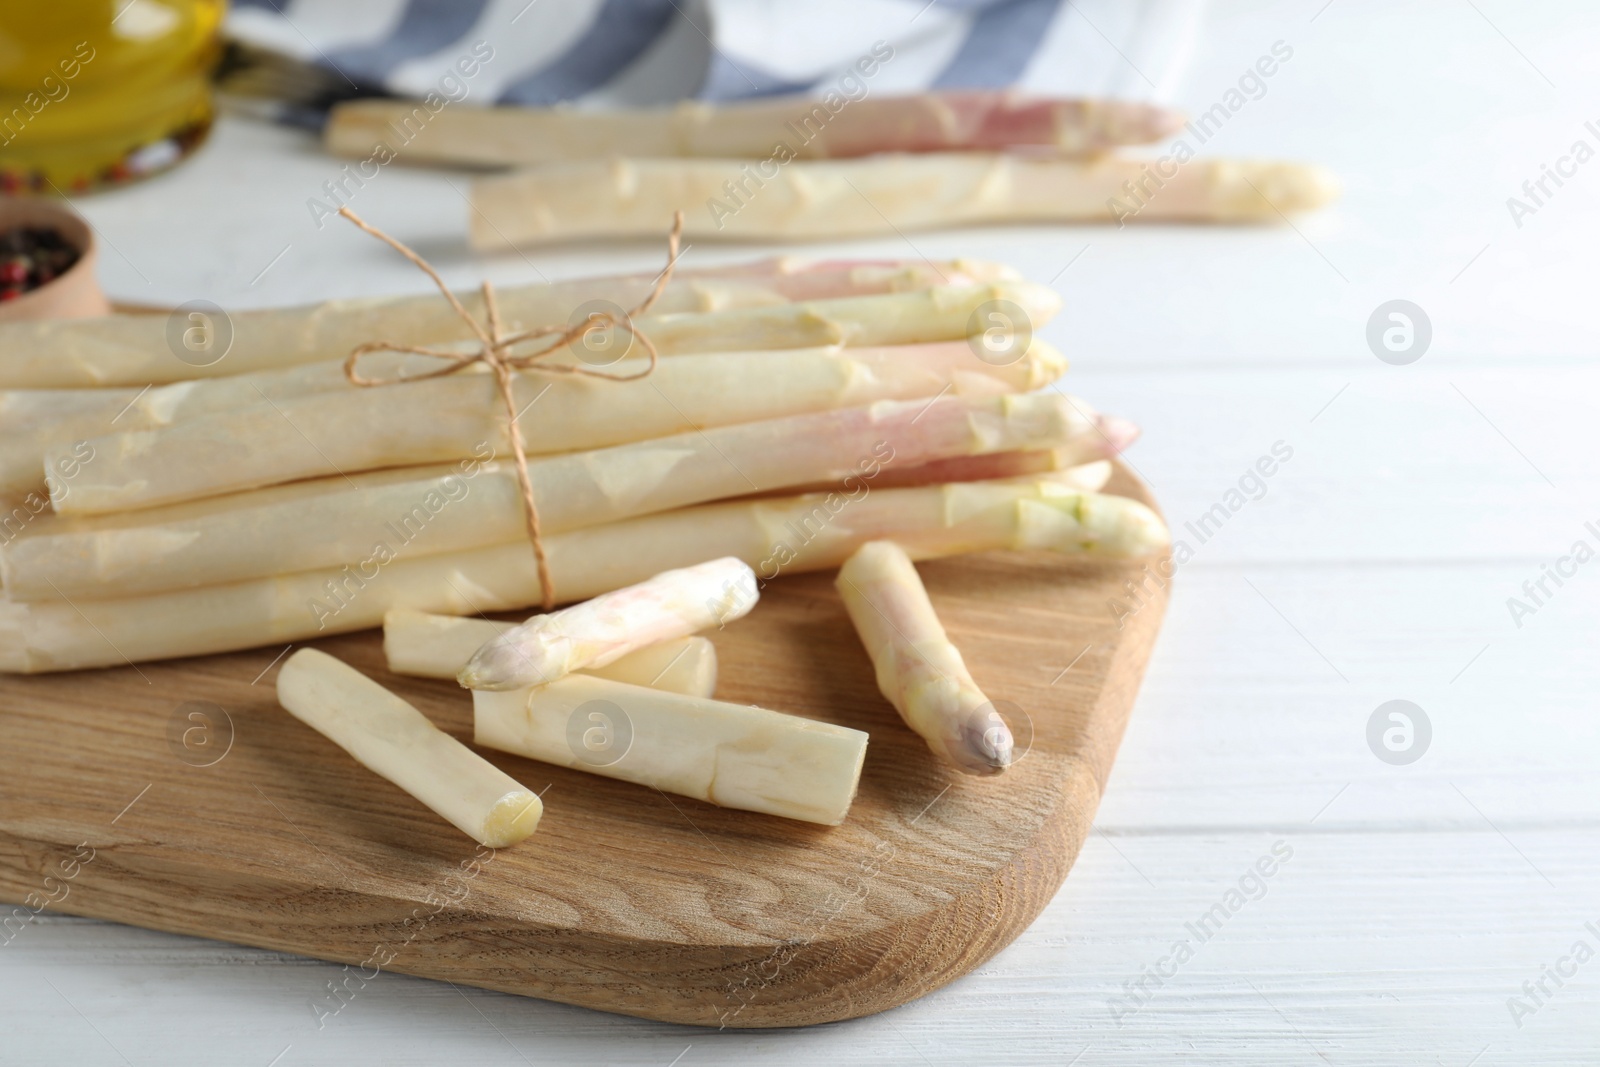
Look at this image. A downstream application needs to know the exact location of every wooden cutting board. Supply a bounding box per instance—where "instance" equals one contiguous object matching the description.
[0,465,1167,1028]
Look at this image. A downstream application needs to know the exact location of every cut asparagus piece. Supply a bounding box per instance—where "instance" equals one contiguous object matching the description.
[46,338,1068,516]
[0,478,1169,672]
[10,389,1094,598]
[328,92,1185,167]
[838,540,1009,775]
[474,675,867,826]
[0,256,1005,389]
[460,558,757,692]
[275,648,542,847]
[383,610,717,696]
[471,155,1340,246]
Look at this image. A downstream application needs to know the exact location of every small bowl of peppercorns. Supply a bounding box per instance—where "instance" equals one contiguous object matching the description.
[0,199,112,322]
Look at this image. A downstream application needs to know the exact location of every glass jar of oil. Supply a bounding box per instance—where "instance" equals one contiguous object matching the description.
[0,0,225,194]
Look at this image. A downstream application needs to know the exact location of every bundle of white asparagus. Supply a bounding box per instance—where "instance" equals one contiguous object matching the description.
[1,253,1163,657]
[321,89,1336,243]
[3,248,1172,838]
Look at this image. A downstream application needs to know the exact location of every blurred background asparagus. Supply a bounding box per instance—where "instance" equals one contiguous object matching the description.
[317,88,1334,245]
[4,2,1334,245]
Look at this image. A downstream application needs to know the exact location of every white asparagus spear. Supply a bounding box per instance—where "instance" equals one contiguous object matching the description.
[1046,459,1114,491]
[12,335,1068,511]
[0,355,461,496]
[474,675,867,826]
[0,478,1169,672]
[9,390,1097,599]
[861,454,1118,494]
[276,648,543,847]
[328,92,1185,166]
[0,350,452,437]
[46,337,1067,516]
[0,352,453,502]
[838,540,1009,775]
[6,385,1094,601]
[617,280,1061,354]
[1,473,492,599]
[774,445,1124,498]
[0,256,1010,389]
[828,450,1084,494]
[471,155,1340,246]
[383,610,717,696]
[460,558,757,692]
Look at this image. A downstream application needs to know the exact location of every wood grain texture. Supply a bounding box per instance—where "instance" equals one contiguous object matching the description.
[0,468,1166,1028]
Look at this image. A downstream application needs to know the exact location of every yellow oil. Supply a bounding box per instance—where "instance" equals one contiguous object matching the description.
[0,0,225,193]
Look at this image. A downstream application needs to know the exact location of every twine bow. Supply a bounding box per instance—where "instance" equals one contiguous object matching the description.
[336,206,686,611]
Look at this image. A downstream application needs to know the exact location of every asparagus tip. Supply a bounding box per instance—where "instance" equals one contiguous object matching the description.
[1096,415,1141,456]
[1221,161,1342,217]
[952,711,1014,776]
[1147,105,1190,142]
[458,633,539,692]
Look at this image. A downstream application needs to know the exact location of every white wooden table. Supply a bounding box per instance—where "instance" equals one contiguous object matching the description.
[7,2,1600,1062]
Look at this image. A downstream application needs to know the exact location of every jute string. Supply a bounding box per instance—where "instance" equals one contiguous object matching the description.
[336,206,686,611]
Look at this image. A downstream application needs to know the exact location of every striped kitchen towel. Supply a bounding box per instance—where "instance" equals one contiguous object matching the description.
[223,0,1204,124]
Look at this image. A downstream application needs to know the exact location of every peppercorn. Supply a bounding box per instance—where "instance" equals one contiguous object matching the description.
[0,226,82,295]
